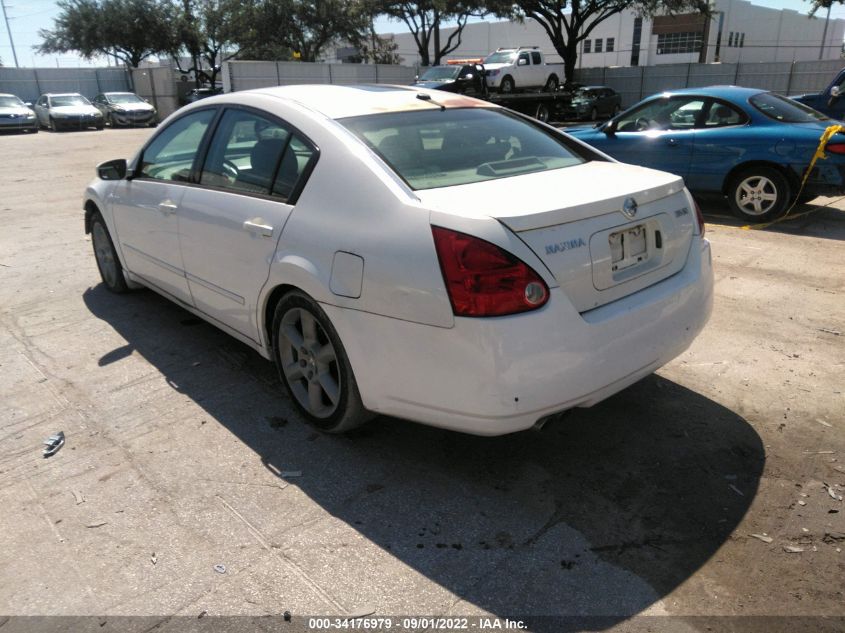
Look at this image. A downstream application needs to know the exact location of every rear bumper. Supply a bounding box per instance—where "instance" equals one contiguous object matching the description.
[793,162,845,197]
[325,237,713,436]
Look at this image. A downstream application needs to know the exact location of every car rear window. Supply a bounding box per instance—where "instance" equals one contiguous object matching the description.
[750,92,829,123]
[339,108,587,190]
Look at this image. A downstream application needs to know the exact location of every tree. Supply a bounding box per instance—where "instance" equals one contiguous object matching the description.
[515,0,709,85]
[376,0,513,67]
[37,0,175,67]
[168,0,239,87]
[226,0,371,62]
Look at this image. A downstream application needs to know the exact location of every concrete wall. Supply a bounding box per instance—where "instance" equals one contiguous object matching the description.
[0,67,129,103]
[222,61,416,93]
[574,58,845,108]
[130,66,181,122]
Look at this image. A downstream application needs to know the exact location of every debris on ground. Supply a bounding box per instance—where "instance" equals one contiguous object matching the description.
[198,611,207,619]
[825,484,843,501]
[86,521,107,528]
[280,470,302,478]
[283,611,292,622]
[213,564,226,574]
[823,532,845,544]
[729,484,745,497]
[816,419,833,427]
[798,500,807,506]
[42,432,65,457]
[71,490,85,505]
[804,450,836,455]
[818,328,841,336]
[346,607,376,618]
[151,553,157,565]
[750,533,773,543]
[783,546,804,553]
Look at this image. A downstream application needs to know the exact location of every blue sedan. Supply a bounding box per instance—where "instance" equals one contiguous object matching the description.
[566,86,845,222]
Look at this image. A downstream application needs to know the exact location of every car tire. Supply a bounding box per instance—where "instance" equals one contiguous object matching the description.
[728,167,791,223]
[499,76,515,94]
[272,291,371,434]
[544,75,559,92]
[534,103,550,123]
[90,211,129,293]
[48,117,57,132]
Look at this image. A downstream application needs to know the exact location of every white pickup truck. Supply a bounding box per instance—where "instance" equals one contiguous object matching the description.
[482,46,560,94]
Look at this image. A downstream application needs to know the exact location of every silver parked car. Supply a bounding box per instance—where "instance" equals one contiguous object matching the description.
[92,92,157,127]
[33,93,104,131]
[0,93,37,133]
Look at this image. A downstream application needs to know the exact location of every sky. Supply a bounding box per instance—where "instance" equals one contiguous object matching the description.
[1,0,844,68]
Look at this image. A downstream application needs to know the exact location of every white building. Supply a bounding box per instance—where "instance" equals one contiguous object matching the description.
[381,0,844,69]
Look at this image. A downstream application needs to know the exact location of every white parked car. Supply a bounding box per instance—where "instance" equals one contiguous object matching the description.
[483,47,559,93]
[0,93,38,133]
[84,84,713,436]
[34,92,104,131]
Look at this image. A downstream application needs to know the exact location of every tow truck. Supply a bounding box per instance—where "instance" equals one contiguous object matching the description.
[412,57,575,123]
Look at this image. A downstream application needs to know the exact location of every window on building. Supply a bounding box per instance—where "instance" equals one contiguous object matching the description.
[740,33,745,48]
[595,38,603,53]
[631,17,643,66]
[606,38,615,52]
[656,32,704,55]
[584,39,591,53]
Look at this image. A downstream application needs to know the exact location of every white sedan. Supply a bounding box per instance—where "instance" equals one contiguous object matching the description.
[84,84,713,436]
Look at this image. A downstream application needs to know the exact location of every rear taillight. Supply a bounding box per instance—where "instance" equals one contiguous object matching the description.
[693,199,705,237]
[826,143,845,155]
[431,226,549,317]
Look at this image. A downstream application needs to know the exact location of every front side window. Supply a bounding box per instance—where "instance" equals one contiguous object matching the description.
[750,92,829,123]
[340,108,587,190]
[518,52,530,65]
[616,96,706,132]
[139,109,215,181]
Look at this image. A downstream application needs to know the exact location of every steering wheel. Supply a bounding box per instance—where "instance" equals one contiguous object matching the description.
[222,159,239,181]
[635,117,651,132]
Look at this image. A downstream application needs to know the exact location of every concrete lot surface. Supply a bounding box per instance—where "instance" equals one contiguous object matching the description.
[0,129,843,632]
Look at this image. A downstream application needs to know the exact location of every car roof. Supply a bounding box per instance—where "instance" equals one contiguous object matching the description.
[102,91,135,95]
[0,93,21,98]
[44,92,84,97]
[247,84,495,119]
[654,85,767,99]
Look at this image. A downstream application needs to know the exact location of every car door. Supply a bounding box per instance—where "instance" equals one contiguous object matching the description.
[531,51,543,87]
[34,95,48,126]
[109,108,216,303]
[176,107,317,341]
[686,99,751,192]
[595,95,704,180]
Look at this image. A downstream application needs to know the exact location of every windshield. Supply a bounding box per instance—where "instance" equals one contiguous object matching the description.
[340,108,587,190]
[0,96,25,108]
[573,89,596,100]
[51,95,90,107]
[750,92,828,123]
[484,51,516,64]
[108,93,145,104]
[420,66,461,81]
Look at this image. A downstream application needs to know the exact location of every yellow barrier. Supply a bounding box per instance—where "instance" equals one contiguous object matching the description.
[741,123,845,230]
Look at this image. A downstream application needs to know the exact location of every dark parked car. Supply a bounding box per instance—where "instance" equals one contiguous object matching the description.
[567,85,845,222]
[92,92,156,127]
[0,93,37,133]
[184,87,223,104]
[562,86,622,121]
[412,63,485,96]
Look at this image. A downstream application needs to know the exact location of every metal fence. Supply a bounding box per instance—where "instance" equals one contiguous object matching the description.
[223,61,417,92]
[574,59,845,108]
[0,67,129,103]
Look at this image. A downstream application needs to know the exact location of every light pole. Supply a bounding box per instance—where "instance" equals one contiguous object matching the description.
[1,0,19,67]
[820,4,832,61]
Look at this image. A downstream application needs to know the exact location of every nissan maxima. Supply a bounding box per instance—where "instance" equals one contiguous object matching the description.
[0,93,38,133]
[83,85,713,436]
[92,91,157,127]
[34,92,104,131]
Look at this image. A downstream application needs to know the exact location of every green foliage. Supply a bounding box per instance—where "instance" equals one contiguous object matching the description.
[515,0,710,83]
[37,0,175,67]
[375,0,514,66]
[168,0,240,86]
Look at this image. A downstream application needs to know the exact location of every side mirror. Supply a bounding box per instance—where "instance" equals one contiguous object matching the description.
[831,86,841,99]
[518,58,528,66]
[24,101,32,108]
[602,120,617,136]
[98,158,127,180]
[464,73,474,80]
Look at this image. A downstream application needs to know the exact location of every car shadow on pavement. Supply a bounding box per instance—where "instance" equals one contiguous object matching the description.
[698,195,845,241]
[83,286,764,631]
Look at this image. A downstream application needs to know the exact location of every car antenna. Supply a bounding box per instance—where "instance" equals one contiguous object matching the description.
[416,93,445,111]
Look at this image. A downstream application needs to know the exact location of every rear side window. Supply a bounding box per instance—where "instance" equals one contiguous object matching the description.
[200,109,290,194]
[750,92,829,123]
[139,109,215,181]
[531,51,541,64]
[340,108,587,190]
[272,135,315,200]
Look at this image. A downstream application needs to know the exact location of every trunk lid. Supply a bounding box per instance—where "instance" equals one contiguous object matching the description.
[417,161,696,313]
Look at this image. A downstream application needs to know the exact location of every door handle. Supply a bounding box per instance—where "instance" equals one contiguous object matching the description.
[243,219,274,238]
[158,201,178,214]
